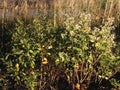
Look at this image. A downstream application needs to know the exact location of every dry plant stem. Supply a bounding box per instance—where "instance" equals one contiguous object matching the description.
[108,0,114,18]
[54,0,57,27]
[38,64,43,90]
[80,62,84,83]
[80,63,91,84]
[1,0,7,57]
[74,67,80,84]
[23,1,28,21]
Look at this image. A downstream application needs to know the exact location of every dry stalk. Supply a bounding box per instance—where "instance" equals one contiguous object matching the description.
[0,0,120,25]
[53,0,57,27]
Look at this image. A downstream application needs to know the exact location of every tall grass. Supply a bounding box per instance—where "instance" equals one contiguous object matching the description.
[0,0,120,25]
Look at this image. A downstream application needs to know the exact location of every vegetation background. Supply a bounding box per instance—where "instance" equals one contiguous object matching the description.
[0,0,120,90]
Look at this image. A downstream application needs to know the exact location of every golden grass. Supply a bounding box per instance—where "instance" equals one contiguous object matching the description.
[0,0,120,25]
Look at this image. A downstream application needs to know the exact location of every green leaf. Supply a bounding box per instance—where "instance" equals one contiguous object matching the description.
[14,50,24,55]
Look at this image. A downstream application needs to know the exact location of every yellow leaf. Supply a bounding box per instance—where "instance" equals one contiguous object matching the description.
[15,63,19,71]
[90,39,94,43]
[42,61,48,64]
[42,58,48,64]
[95,43,99,47]
[96,16,99,20]
[75,83,80,90]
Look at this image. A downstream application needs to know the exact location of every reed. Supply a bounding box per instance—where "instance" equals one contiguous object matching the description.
[0,0,120,25]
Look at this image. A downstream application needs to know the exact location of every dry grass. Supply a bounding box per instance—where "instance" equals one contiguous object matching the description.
[0,0,120,25]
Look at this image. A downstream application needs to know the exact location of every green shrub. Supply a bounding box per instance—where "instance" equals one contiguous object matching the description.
[57,13,118,86]
[1,12,119,89]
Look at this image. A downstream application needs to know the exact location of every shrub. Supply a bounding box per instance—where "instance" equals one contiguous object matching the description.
[57,13,118,87]
[1,12,119,89]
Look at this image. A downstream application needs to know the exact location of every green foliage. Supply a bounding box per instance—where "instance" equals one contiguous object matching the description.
[4,19,39,89]
[1,12,119,89]
[62,13,118,84]
[2,13,57,89]
[110,78,120,88]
